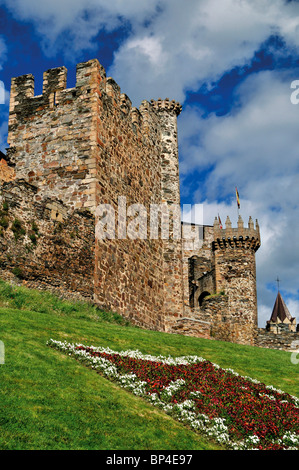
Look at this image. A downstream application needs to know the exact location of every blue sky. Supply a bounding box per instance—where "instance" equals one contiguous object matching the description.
[1,0,299,326]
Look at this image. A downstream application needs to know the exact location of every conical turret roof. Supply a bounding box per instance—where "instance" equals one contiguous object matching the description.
[269,291,295,323]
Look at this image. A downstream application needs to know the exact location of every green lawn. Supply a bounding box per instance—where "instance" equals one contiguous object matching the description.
[0,280,298,450]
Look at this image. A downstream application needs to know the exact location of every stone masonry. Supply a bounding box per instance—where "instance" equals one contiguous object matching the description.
[3,58,184,332]
[171,215,262,346]
[1,57,297,350]
[0,179,95,300]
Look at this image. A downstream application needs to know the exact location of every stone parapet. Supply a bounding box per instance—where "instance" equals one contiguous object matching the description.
[150,98,182,116]
[170,317,211,339]
[213,215,260,252]
[256,328,299,351]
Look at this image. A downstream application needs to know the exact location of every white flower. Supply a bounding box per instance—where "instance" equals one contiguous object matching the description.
[47,338,299,451]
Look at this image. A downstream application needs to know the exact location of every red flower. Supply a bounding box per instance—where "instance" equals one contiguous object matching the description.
[72,344,299,450]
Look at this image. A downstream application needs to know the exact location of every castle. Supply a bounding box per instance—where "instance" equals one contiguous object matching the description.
[0,58,298,351]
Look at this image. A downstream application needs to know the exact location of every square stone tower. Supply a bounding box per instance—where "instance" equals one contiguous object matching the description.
[3,58,263,346]
[6,58,185,331]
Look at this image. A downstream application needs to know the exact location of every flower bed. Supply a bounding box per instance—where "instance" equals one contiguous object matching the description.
[47,339,299,450]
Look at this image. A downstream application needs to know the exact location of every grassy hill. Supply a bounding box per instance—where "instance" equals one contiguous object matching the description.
[0,279,298,450]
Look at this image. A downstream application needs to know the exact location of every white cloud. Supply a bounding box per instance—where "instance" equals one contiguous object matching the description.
[178,69,299,325]
[180,70,299,198]
[2,0,299,326]
[285,298,299,323]
[2,0,299,104]
[2,0,160,56]
[121,37,166,67]
[183,192,299,327]
[109,0,299,105]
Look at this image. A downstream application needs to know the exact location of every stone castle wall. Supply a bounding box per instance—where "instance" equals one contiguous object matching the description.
[0,180,95,300]
[256,328,299,351]
[0,156,15,183]
[3,58,296,351]
[3,59,185,331]
[171,294,256,346]
[181,224,214,314]
[175,217,261,346]
[8,62,101,211]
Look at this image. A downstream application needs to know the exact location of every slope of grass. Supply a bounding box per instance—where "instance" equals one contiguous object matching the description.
[0,280,298,450]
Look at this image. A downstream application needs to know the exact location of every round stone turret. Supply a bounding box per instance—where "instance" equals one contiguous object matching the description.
[150,98,182,116]
[212,213,261,346]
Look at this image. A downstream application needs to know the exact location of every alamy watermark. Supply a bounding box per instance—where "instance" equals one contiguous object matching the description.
[290,80,299,104]
[95,198,203,242]
[0,341,4,364]
[290,340,299,365]
[0,80,4,104]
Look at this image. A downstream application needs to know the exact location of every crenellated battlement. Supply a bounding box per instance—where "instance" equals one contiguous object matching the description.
[8,59,182,139]
[6,57,182,214]
[9,60,106,125]
[150,98,182,116]
[105,76,121,101]
[42,66,67,94]
[2,57,268,349]
[213,215,260,252]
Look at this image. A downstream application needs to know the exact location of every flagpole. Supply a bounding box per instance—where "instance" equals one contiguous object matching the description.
[235,186,240,220]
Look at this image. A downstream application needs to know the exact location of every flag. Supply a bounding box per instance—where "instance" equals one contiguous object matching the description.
[218,213,223,229]
[235,187,240,209]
